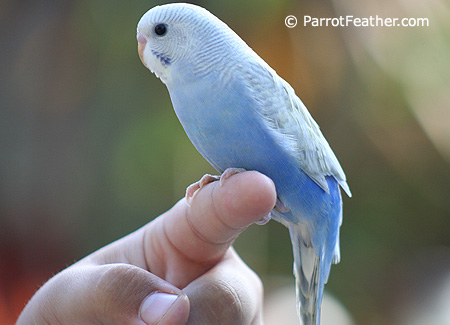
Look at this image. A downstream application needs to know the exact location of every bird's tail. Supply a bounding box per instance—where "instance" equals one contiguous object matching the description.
[288,224,325,325]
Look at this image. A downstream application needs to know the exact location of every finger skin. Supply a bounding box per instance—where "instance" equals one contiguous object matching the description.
[18,171,272,324]
[184,249,263,325]
[144,171,276,288]
[17,264,190,325]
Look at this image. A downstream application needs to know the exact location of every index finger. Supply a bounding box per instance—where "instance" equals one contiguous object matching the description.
[145,171,276,288]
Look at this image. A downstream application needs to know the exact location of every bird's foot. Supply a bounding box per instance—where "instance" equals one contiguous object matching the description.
[274,197,290,213]
[185,174,220,206]
[255,212,271,225]
[219,167,246,186]
[256,198,288,225]
[185,168,246,206]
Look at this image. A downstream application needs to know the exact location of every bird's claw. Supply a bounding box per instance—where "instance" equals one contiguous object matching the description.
[185,167,247,206]
[255,212,271,225]
[219,167,246,186]
[274,197,290,213]
[185,174,220,205]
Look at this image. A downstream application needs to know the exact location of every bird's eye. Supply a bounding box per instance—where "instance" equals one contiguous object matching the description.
[154,24,167,36]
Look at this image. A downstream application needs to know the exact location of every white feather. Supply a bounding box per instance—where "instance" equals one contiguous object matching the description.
[242,59,352,197]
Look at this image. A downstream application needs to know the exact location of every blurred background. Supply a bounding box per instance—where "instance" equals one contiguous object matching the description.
[1,0,449,324]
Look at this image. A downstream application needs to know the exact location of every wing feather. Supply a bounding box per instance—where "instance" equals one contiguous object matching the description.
[244,60,352,197]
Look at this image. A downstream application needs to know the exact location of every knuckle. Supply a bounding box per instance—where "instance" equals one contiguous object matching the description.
[190,279,246,323]
[93,264,150,317]
[188,267,262,324]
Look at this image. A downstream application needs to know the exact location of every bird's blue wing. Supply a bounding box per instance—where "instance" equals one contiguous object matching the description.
[241,57,349,324]
[243,59,351,198]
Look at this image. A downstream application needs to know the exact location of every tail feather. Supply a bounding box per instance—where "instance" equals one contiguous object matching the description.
[289,225,323,325]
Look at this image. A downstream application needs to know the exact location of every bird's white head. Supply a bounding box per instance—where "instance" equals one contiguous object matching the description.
[137,3,248,85]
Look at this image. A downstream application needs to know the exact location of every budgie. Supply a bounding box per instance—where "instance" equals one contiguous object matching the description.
[137,3,351,324]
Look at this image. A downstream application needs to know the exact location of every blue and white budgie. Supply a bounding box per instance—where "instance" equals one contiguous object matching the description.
[137,3,351,324]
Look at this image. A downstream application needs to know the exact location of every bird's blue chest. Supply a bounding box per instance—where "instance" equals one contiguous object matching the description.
[169,76,272,171]
[167,72,340,226]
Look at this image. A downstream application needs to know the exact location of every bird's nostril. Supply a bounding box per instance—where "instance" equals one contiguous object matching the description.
[137,32,147,45]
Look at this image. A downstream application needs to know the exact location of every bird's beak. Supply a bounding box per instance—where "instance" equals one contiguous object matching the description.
[137,31,147,68]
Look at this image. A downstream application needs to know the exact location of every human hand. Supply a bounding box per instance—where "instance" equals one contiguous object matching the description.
[17,171,276,324]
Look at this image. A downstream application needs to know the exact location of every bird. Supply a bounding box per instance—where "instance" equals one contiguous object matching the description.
[136,3,351,324]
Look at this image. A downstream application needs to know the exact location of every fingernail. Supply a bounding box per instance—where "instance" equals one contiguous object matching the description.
[140,292,179,324]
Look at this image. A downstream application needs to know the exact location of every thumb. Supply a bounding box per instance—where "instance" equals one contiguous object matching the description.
[18,263,190,325]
